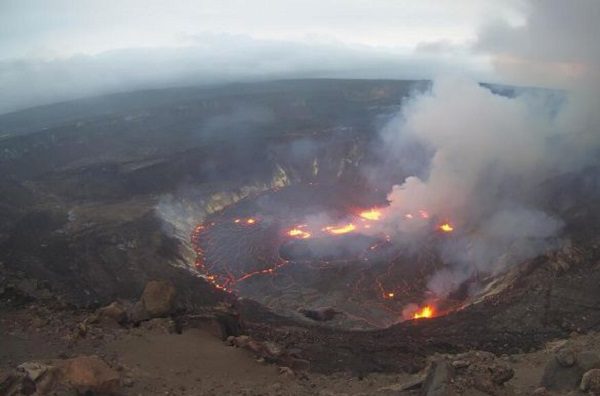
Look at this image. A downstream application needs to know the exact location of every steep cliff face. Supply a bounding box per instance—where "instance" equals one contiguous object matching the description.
[156,129,369,246]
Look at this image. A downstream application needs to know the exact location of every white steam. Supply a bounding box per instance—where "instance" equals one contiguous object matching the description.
[373,1,600,300]
[375,75,597,298]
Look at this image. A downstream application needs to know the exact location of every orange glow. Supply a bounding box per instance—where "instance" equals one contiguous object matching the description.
[234,219,241,223]
[439,223,454,232]
[323,223,356,235]
[359,209,382,221]
[419,210,430,219]
[386,292,395,298]
[288,228,312,239]
[246,218,256,225]
[413,305,434,319]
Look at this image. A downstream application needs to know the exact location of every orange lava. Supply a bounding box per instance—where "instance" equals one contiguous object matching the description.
[323,223,356,235]
[288,228,312,239]
[413,305,434,319]
[359,209,382,221]
[439,223,454,232]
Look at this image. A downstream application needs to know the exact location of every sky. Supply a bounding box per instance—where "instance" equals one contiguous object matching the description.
[0,0,596,114]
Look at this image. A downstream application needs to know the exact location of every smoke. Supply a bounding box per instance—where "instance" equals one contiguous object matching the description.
[374,0,600,299]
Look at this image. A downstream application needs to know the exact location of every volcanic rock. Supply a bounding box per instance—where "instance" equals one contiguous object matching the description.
[556,347,576,367]
[540,348,600,391]
[541,356,583,391]
[377,376,425,393]
[139,317,177,333]
[489,363,515,385]
[58,355,120,394]
[262,341,284,358]
[213,305,242,339]
[127,301,151,323]
[17,361,54,382]
[97,301,128,324]
[581,368,600,393]
[577,351,600,371]
[422,359,455,396]
[532,387,550,395]
[0,370,36,396]
[289,358,311,371]
[278,366,295,378]
[3,356,119,395]
[232,335,251,348]
[299,307,338,321]
[451,360,470,369]
[141,280,176,317]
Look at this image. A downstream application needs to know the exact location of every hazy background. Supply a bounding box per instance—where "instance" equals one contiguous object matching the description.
[0,0,528,114]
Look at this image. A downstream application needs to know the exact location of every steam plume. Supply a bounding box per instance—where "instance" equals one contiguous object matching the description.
[376,0,600,298]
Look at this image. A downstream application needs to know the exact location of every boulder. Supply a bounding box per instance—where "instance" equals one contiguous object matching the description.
[556,347,576,367]
[97,301,128,324]
[299,307,338,321]
[541,357,583,391]
[581,369,600,393]
[58,355,120,394]
[422,359,455,396]
[140,280,176,317]
[490,363,514,385]
[541,349,600,391]
[127,301,150,323]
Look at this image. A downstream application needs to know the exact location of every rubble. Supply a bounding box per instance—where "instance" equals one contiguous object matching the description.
[1,355,120,395]
[377,351,516,395]
[541,348,600,391]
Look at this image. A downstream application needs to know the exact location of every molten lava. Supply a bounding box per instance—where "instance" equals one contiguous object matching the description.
[288,228,312,239]
[413,305,434,319]
[323,223,357,235]
[359,209,382,221]
[439,223,454,232]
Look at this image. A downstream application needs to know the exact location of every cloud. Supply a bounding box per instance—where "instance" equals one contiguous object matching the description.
[0,34,490,114]
[475,0,600,88]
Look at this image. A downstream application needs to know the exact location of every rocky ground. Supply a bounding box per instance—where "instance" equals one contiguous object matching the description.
[2,277,600,395]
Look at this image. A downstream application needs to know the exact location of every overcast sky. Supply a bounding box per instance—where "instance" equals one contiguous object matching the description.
[0,0,596,114]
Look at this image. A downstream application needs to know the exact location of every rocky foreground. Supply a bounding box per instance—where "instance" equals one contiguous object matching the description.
[1,277,600,395]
